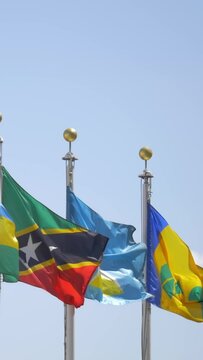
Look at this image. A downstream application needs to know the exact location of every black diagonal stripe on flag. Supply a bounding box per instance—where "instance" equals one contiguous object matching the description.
[19,229,107,271]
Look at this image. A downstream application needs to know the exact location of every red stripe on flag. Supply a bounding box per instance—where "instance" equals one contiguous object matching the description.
[20,263,97,307]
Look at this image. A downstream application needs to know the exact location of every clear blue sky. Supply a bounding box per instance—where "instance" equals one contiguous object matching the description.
[0,1,203,359]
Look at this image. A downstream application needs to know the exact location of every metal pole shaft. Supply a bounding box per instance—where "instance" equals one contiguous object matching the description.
[139,165,153,360]
[64,143,75,360]
[0,137,3,202]
[64,304,74,360]
[0,137,3,289]
[141,173,151,360]
[138,147,153,360]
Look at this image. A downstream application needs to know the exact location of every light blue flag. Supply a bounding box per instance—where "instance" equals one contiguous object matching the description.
[67,187,149,305]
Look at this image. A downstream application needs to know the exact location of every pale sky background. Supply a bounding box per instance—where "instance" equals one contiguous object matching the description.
[0,1,203,359]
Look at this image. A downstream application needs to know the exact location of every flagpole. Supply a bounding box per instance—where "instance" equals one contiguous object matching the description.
[0,113,3,202]
[0,114,3,289]
[63,128,78,360]
[0,136,3,202]
[139,147,153,360]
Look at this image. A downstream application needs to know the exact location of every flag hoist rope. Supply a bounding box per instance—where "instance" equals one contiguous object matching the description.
[139,147,153,360]
[63,128,78,360]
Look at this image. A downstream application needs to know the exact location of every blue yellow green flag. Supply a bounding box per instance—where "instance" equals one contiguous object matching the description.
[147,203,203,322]
[67,187,149,305]
[0,203,19,282]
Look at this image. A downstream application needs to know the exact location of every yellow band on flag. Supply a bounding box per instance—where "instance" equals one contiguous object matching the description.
[0,216,18,249]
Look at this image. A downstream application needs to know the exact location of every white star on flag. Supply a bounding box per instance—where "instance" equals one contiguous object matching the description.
[20,234,42,263]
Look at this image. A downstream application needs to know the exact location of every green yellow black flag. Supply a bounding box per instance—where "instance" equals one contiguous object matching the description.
[2,167,108,307]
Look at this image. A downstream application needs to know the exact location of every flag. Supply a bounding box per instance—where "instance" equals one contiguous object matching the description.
[67,187,149,305]
[2,167,108,308]
[147,203,203,322]
[0,203,19,282]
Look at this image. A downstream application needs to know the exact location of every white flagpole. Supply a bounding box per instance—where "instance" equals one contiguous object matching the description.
[139,147,153,360]
[62,128,78,360]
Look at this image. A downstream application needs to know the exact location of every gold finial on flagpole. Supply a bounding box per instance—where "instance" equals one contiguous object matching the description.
[138,146,153,193]
[139,147,153,173]
[63,128,77,143]
[139,147,153,161]
[62,128,78,188]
